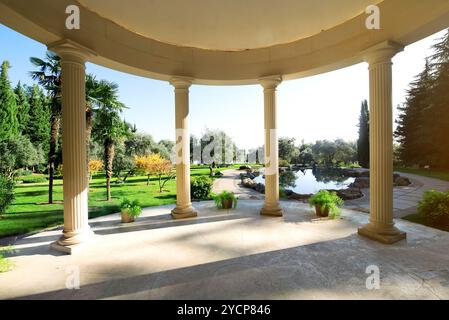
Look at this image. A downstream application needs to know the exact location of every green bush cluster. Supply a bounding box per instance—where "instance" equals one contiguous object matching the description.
[418,190,449,227]
[0,175,14,216]
[191,176,213,200]
[19,174,47,184]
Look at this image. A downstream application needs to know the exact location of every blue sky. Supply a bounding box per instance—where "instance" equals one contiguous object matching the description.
[0,24,445,150]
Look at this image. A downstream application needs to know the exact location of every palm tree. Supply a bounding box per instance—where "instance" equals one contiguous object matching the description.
[92,82,128,201]
[85,75,122,161]
[30,52,61,204]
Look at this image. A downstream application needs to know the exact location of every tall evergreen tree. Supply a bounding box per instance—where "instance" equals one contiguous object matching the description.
[395,59,434,166]
[357,100,370,168]
[428,29,449,167]
[26,85,50,148]
[395,29,449,168]
[14,82,30,134]
[0,61,20,141]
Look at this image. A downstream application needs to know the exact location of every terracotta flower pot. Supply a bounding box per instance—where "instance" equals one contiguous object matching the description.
[121,210,135,223]
[222,199,234,209]
[315,204,330,217]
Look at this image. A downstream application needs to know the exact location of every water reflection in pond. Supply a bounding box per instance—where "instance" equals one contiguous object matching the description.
[254,168,355,195]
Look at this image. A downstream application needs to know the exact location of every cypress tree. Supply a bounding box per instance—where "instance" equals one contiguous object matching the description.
[26,85,50,148]
[0,61,20,141]
[357,100,370,168]
[14,82,30,134]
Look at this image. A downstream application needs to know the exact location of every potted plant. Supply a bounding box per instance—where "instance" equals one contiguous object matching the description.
[214,191,238,210]
[120,199,142,223]
[308,190,343,218]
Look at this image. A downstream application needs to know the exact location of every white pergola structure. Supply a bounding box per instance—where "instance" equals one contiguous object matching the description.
[1,0,449,253]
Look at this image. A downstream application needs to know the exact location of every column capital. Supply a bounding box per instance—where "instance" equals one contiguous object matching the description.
[170,76,194,89]
[259,75,282,90]
[362,40,404,65]
[48,39,96,64]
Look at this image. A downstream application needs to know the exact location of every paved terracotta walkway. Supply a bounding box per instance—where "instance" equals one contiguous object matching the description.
[212,169,264,200]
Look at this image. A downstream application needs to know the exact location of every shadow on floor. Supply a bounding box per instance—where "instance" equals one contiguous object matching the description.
[13,233,428,300]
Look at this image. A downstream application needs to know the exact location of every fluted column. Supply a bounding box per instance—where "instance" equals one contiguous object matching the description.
[358,41,406,244]
[48,40,95,254]
[260,76,283,217]
[171,77,197,219]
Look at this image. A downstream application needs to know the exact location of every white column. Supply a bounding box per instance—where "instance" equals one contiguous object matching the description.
[48,40,95,254]
[171,77,197,219]
[260,76,283,217]
[358,41,406,244]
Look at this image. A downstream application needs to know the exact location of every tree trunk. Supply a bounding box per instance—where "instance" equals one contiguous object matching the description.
[48,113,60,204]
[104,138,115,201]
[86,106,93,179]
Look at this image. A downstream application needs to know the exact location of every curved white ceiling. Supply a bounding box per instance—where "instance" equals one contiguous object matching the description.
[78,0,382,50]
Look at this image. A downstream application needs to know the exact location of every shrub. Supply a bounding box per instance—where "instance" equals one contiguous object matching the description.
[308,190,344,218]
[89,159,104,179]
[0,175,14,217]
[214,170,223,177]
[120,199,142,218]
[15,169,32,177]
[418,190,449,227]
[20,174,47,184]
[191,176,213,200]
[279,159,290,167]
[0,246,14,273]
[214,191,238,209]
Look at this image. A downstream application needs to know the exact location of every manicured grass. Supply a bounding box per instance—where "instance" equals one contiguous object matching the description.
[0,165,234,239]
[395,167,449,182]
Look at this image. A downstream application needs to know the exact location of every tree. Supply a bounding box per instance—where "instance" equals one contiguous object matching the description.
[0,136,45,179]
[88,159,103,181]
[200,128,236,164]
[395,59,433,166]
[92,89,127,201]
[357,100,370,168]
[26,85,50,149]
[428,29,449,167]
[278,137,298,164]
[30,52,61,204]
[312,140,337,165]
[134,154,175,192]
[0,61,19,141]
[395,30,449,168]
[85,75,124,165]
[14,82,30,134]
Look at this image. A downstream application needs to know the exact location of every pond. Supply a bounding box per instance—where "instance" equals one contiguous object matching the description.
[253,168,355,195]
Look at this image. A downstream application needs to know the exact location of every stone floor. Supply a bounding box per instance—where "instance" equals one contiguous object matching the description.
[1,200,449,300]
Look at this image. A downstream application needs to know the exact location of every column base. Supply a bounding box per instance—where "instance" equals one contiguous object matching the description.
[358,223,406,244]
[50,228,94,255]
[171,205,198,220]
[260,204,283,217]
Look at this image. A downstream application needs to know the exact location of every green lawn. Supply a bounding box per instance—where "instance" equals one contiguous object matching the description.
[0,165,236,239]
[395,167,449,182]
